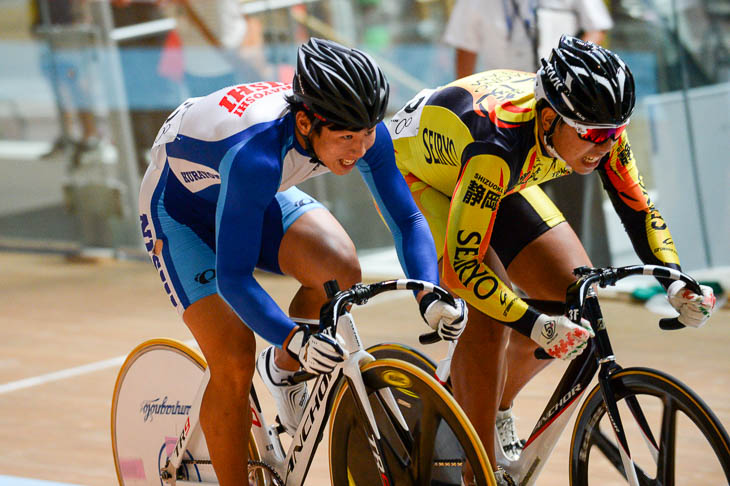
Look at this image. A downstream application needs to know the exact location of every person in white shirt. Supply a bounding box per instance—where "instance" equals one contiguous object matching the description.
[444,0,613,78]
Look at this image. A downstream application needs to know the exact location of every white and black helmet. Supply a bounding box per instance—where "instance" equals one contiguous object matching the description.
[535,35,635,127]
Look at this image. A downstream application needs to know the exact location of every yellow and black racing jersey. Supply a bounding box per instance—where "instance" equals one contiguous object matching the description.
[389,69,680,333]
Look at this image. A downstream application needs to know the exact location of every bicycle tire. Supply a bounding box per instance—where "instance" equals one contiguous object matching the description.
[569,367,730,485]
[111,338,260,485]
[328,358,494,486]
[367,342,456,394]
[366,342,437,373]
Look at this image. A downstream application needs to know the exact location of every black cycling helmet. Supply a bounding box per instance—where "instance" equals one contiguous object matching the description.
[293,38,389,130]
[535,35,635,127]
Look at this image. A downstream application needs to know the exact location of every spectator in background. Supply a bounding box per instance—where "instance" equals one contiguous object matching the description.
[31,0,101,158]
[443,0,613,78]
[111,0,181,175]
[168,0,273,97]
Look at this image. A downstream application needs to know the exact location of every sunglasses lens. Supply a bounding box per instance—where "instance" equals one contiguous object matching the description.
[577,124,627,143]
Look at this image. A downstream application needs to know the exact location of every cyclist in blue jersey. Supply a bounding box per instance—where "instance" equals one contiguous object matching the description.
[138,38,467,485]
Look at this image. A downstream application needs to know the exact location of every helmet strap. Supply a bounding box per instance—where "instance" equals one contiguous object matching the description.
[296,116,325,167]
[542,115,564,162]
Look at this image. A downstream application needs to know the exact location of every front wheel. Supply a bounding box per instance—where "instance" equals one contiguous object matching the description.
[570,367,730,485]
[328,358,493,486]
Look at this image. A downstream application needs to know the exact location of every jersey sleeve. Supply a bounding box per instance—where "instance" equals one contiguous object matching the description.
[441,142,541,335]
[598,133,681,286]
[357,122,440,285]
[215,132,297,347]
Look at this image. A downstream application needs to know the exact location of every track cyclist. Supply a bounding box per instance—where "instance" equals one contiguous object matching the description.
[388,35,717,485]
[138,38,467,485]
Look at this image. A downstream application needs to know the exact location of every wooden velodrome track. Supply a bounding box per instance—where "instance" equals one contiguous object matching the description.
[0,250,728,485]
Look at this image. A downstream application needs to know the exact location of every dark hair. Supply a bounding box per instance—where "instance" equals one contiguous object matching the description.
[285,94,349,133]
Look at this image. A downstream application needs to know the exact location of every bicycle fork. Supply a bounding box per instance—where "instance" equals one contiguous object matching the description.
[338,312,410,486]
[343,357,410,486]
[588,294,657,486]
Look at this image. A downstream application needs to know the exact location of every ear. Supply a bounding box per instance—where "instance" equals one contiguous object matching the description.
[540,106,558,132]
[295,111,312,136]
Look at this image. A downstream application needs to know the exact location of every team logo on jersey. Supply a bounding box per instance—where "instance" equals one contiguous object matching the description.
[517,165,542,185]
[455,71,535,127]
[294,198,315,208]
[168,157,221,193]
[218,82,291,117]
[462,178,500,210]
[194,269,216,285]
[422,128,459,166]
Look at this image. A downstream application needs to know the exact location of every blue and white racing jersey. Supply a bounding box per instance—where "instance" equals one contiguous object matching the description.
[141,82,439,346]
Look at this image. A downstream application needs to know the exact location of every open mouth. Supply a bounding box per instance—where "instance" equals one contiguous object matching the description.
[341,159,356,166]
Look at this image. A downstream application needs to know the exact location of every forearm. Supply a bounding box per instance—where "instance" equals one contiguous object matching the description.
[581,30,606,46]
[455,48,477,79]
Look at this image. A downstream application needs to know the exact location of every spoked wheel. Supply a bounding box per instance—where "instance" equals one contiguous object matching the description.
[329,359,493,486]
[570,367,730,485]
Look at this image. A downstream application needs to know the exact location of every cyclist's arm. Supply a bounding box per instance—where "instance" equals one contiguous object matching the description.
[441,145,540,336]
[357,122,440,286]
[215,132,297,347]
[597,133,681,288]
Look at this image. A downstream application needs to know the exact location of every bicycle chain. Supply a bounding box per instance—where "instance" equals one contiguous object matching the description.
[247,460,284,486]
[179,459,283,485]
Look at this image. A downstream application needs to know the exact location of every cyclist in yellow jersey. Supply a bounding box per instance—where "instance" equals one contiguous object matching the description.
[388,35,717,482]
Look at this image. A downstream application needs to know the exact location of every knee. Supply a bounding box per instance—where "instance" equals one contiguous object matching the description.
[332,253,362,289]
[462,310,511,345]
[207,350,256,396]
[318,244,362,290]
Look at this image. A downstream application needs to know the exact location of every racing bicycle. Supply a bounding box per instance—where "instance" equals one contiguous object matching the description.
[111,279,493,485]
[367,264,730,485]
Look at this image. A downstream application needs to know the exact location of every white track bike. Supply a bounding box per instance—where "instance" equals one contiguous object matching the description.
[111,279,493,485]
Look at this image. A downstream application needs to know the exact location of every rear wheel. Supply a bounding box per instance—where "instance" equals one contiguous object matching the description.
[111,339,259,485]
[570,367,730,485]
[329,358,493,485]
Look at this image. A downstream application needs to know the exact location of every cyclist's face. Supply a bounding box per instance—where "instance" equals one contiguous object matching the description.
[295,111,376,175]
[541,109,616,175]
[313,126,376,175]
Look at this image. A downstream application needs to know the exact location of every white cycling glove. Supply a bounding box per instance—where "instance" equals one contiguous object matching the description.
[285,327,349,374]
[530,314,594,360]
[667,281,716,328]
[419,293,468,341]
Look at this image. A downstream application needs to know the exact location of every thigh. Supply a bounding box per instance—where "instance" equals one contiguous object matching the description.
[491,185,566,269]
[277,201,360,294]
[502,197,592,301]
[183,293,256,375]
[256,186,327,274]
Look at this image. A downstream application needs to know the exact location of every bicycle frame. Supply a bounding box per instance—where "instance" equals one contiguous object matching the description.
[162,279,446,486]
[498,265,702,486]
